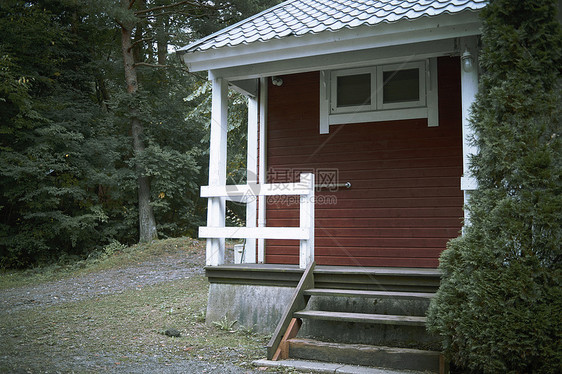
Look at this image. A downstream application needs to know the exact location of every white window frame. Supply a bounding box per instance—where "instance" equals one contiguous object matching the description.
[330,67,376,114]
[320,58,439,134]
[378,61,426,110]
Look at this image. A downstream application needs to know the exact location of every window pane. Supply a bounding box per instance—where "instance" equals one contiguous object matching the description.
[383,69,419,104]
[337,73,371,107]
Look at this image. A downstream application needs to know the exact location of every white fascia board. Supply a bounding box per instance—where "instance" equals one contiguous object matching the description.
[181,12,482,76]
[217,38,456,81]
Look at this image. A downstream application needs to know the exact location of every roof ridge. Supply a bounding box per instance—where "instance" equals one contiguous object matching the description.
[177,0,300,53]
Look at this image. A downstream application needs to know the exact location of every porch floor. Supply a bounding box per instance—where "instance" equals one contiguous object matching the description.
[205,264,442,292]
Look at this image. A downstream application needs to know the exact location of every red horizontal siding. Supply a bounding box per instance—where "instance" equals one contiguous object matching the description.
[265,56,463,268]
[268,217,461,228]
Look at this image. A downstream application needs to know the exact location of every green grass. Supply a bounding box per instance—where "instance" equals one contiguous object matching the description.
[0,274,270,371]
[0,237,203,290]
[0,237,280,372]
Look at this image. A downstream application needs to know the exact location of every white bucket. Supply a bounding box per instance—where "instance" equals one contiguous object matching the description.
[234,244,245,264]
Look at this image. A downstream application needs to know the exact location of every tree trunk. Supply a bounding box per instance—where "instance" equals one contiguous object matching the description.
[120,18,158,243]
[156,14,168,66]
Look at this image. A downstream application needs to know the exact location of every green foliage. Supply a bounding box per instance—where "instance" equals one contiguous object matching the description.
[195,309,206,323]
[0,0,278,267]
[427,1,562,372]
[188,0,282,37]
[212,315,238,332]
[0,1,125,266]
[101,239,129,259]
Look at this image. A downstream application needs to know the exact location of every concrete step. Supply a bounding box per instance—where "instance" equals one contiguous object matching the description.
[304,288,432,318]
[304,288,435,300]
[253,358,429,374]
[287,338,441,373]
[294,310,427,326]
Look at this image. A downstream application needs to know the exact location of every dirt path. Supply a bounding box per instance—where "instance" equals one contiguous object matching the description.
[0,254,203,314]
[0,244,271,374]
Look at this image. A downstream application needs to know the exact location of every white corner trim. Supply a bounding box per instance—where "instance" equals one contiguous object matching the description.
[461,176,478,191]
[461,37,479,174]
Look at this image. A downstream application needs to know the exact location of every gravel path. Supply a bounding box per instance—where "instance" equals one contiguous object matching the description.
[3,350,262,374]
[0,254,203,314]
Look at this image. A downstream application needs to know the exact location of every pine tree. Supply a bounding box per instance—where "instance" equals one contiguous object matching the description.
[0,0,123,266]
[0,0,283,266]
[427,1,562,372]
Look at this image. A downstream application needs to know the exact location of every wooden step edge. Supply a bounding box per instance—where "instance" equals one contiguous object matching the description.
[293,310,427,326]
[304,288,435,300]
[288,338,441,356]
[314,266,442,278]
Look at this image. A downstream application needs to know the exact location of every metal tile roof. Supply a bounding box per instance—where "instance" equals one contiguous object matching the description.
[180,0,487,53]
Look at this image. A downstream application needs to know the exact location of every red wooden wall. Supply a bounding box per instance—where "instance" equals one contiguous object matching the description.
[265,57,464,268]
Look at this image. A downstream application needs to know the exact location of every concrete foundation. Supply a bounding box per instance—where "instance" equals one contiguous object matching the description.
[204,265,441,348]
[205,283,294,334]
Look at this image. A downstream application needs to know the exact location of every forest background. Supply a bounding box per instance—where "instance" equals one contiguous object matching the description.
[0,0,281,268]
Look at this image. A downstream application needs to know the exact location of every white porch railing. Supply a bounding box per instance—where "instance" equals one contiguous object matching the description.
[199,173,315,269]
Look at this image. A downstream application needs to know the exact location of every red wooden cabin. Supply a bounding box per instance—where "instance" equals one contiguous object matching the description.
[178,1,485,371]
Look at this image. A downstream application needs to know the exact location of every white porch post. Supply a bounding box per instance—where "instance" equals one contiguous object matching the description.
[460,36,479,225]
[299,173,315,269]
[206,71,228,266]
[244,93,259,263]
[257,77,268,263]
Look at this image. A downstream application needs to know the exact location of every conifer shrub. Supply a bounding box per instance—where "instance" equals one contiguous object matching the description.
[427,1,562,372]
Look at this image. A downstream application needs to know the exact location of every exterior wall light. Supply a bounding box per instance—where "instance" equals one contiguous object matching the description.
[461,49,474,73]
[271,76,283,86]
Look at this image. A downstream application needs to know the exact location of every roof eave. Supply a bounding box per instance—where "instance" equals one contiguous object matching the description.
[178,11,482,75]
